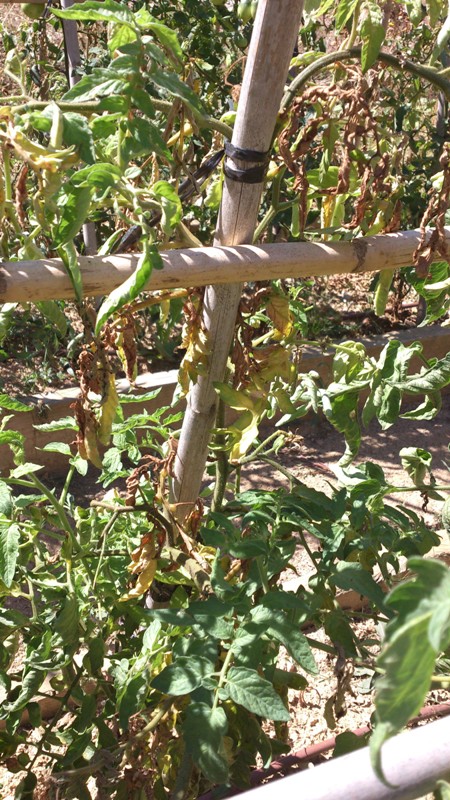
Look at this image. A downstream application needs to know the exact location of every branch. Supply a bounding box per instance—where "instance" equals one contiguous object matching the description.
[281,46,450,111]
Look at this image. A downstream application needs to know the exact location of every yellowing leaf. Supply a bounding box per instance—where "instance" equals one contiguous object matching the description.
[266,292,293,338]
[122,559,157,599]
[122,534,159,599]
[98,375,119,446]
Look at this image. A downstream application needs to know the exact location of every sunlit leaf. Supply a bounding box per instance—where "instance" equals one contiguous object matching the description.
[58,241,83,305]
[0,521,19,587]
[152,656,214,695]
[53,0,137,29]
[371,558,450,773]
[221,666,290,721]
[95,243,163,333]
[53,185,92,248]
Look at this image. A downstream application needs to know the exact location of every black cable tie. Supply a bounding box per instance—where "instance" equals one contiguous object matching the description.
[224,141,270,163]
[223,162,267,184]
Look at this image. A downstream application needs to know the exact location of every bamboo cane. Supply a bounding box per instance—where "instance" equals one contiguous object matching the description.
[169,0,305,509]
[0,228,447,303]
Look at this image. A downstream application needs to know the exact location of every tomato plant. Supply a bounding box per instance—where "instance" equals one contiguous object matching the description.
[1,0,450,797]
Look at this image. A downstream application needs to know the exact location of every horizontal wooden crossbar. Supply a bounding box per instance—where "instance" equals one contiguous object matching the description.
[0,228,447,303]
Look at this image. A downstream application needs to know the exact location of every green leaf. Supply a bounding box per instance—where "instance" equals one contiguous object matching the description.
[4,669,43,713]
[53,0,137,29]
[401,393,441,421]
[435,780,450,800]
[333,730,369,757]
[41,442,72,456]
[0,430,25,464]
[0,394,31,412]
[119,673,148,729]
[121,117,171,163]
[392,352,450,394]
[0,482,12,516]
[62,112,95,164]
[73,162,121,192]
[399,447,432,487]
[335,0,359,30]
[272,667,308,691]
[0,522,19,587]
[129,87,155,119]
[58,241,83,304]
[95,243,162,333]
[184,703,229,784]
[322,389,361,465]
[54,185,92,248]
[54,596,79,645]
[152,68,204,114]
[222,666,290,721]
[332,562,386,610]
[151,656,214,695]
[108,23,137,54]
[86,637,105,673]
[135,9,183,66]
[62,70,130,103]
[371,614,436,772]
[34,301,68,337]
[119,388,161,404]
[9,463,43,478]
[272,624,317,672]
[371,558,450,771]
[33,416,77,432]
[360,3,385,72]
[152,180,182,235]
[0,303,17,346]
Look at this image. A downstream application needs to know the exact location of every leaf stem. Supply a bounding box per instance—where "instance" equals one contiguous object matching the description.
[212,397,229,513]
[212,647,234,712]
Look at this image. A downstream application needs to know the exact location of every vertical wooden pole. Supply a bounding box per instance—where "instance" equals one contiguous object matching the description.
[171,0,305,509]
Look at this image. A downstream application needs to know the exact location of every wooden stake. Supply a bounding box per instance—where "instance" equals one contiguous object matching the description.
[0,228,445,303]
[170,0,305,508]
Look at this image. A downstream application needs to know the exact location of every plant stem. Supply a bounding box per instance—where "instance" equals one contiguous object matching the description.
[342,1,361,50]
[258,455,298,491]
[92,510,119,590]
[131,697,174,741]
[305,636,337,656]
[239,431,287,464]
[2,146,12,202]
[8,98,233,138]
[212,397,229,513]
[298,531,318,570]
[212,647,234,712]
[59,463,76,506]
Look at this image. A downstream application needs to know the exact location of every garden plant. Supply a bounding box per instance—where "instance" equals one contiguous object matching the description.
[1,0,450,798]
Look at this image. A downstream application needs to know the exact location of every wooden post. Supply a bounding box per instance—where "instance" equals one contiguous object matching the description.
[171,0,305,509]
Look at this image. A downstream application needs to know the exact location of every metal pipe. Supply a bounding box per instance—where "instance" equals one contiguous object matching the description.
[234,715,450,800]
